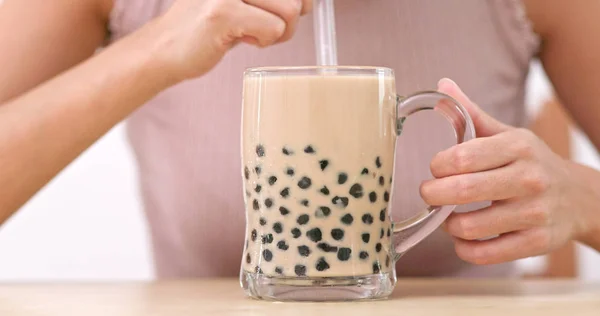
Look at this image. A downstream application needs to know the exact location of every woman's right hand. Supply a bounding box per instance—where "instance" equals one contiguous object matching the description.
[148,0,312,81]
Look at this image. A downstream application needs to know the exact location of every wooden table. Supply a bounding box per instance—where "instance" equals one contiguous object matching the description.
[1,279,599,315]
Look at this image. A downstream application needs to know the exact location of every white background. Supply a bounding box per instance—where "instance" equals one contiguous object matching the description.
[0,60,599,280]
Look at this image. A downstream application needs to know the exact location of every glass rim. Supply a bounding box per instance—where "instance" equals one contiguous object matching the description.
[244,66,394,76]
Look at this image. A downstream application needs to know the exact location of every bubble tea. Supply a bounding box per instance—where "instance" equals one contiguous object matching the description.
[240,66,474,301]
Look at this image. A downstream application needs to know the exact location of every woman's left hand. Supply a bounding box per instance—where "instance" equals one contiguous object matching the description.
[421,78,599,264]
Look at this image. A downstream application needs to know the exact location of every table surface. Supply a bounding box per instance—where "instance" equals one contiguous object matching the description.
[1,279,599,316]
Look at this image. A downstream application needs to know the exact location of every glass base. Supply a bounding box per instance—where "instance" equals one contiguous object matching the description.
[240,270,396,302]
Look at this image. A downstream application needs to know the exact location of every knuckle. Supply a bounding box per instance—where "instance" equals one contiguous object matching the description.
[455,178,476,204]
[512,129,536,158]
[281,0,302,21]
[449,215,479,240]
[455,242,491,265]
[451,147,474,173]
[521,167,549,194]
[525,201,551,226]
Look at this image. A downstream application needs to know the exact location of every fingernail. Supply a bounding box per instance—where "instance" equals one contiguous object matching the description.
[437,78,457,90]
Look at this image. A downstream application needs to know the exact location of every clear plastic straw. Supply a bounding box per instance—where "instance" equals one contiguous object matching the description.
[313,0,338,66]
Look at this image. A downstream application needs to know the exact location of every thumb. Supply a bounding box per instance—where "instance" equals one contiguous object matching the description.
[437,78,510,137]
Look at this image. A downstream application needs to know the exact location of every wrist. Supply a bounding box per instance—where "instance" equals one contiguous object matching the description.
[569,161,600,249]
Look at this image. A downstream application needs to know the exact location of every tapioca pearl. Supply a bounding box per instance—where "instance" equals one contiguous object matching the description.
[361,233,370,243]
[245,191,251,198]
[316,257,330,271]
[254,165,262,176]
[362,214,374,225]
[317,243,338,253]
[277,240,289,251]
[300,199,309,207]
[320,186,330,196]
[369,192,377,203]
[254,184,262,193]
[268,176,278,186]
[245,240,249,249]
[298,245,311,257]
[373,262,381,274]
[246,253,251,264]
[251,229,257,242]
[385,256,390,268]
[387,228,391,237]
[306,228,322,242]
[295,265,307,276]
[389,176,393,184]
[298,177,312,189]
[261,234,274,244]
[259,217,267,226]
[280,187,290,198]
[338,173,348,184]
[315,206,331,218]
[282,147,294,156]
[375,243,382,252]
[262,249,273,262]
[375,156,382,168]
[331,228,344,241]
[337,248,352,261]
[380,228,384,239]
[341,213,354,225]
[304,145,316,154]
[380,209,386,221]
[256,145,266,157]
[297,214,310,225]
[359,251,369,260]
[332,196,349,208]
[361,168,369,175]
[349,183,364,198]
[252,199,260,211]
[273,222,283,234]
[255,266,263,274]
[319,160,329,171]
[286,167,295,177]
[275,267,284,275]
[291,228,302,238]
[244,167,250,180]
[384,191,390,202]
[279,206,290,216]
[264,198,273,209]
[379,176,385,186]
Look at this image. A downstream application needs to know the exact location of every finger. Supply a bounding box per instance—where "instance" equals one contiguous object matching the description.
[445,199,550,241]
[453,228,551,265]
[301,0,313,14]
[438,78,511,137]
[243,0,302,42]
[236,3,286,47]
[421,162,537,205]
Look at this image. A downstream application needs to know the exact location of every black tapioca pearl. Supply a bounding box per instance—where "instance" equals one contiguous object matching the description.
[362,214,374,225]
[297,214,309,225]
[375,243,382,252]
[320,186,330,196]
[246,240,249,249]
[280,187,290,198]
[252,199,260,211]
[337,248,352,261]
[385,256,391,268]
[349,183,364,198]
[246,253,251,264]
[254,165,262,176]
[373,262,381,274]
[332,196,349,208]
[261,233,274,244]
[273,222,283,234]
[298,245,311,257]
[361,168,369,175]
[380,228,385,239]
[245,191,251,198]
[295,265,307,276]
[259,217,267,226]
[384,191,390,202]
[255,266,263,274]
[390,177,393,184]
[306,228,322,242]
[282,147,294,155]
[244,167,250,180]
[279,206,290,216]
[264,198,273,208]
[369,192,377,203]
[341,213,354,225]
[359,251,369,260]
[375,156,382,168]
[268,176,278,186]
[304,145,316,154]
[275,267,284,274]
[286,167,295,176]
[298,177,312,189]
[316,257,330,272]
[291,228,301,238]
[338,173,348,184]
[300,199,309,207]
[362,233,370,243]
[263,249,273,262]
[317,243,338,253]
[251,229,257,242]
[319,159,329,171]
[379,176,385,186]
[256,145,265,157]
[315,206,331,218]
[380,209,386,221]
[387,228,391,237]
[277,240,289,251]
[331,228,344,240]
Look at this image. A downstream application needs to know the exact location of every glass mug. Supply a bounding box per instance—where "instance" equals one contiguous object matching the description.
[240,66,474,301]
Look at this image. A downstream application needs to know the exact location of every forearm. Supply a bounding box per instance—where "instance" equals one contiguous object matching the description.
[569,161,600,250]
[0,20,179,223]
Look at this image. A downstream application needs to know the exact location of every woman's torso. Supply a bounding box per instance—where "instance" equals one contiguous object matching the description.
[109,0,539,278]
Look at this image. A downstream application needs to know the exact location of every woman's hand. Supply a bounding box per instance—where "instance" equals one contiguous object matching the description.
[421,78,600,264]
[147,0,312,80]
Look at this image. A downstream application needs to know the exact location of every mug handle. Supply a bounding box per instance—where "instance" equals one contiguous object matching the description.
[392,91,476,258]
